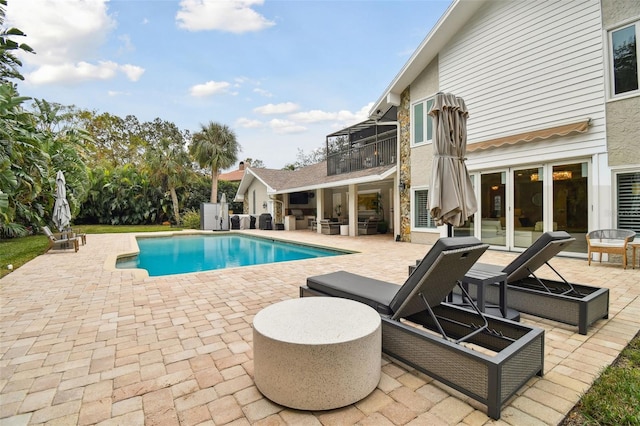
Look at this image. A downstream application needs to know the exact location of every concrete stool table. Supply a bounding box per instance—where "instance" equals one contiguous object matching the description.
[253,297,381,411]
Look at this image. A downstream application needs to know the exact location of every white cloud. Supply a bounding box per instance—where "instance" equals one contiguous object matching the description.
[108,90,130,97]
[290,102,373,126]
[6,0,115,65]
[189,80,232,97]
[120,64,145,82]
[254,102,300,115]
[176,0,275,33]
[26,62,145,85]
[236,118,263,128]
[253,88,272,97]
[269,119,306,134]
[6,0,145,86]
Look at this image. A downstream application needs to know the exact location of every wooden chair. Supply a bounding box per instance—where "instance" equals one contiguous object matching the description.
[42,226,80,253]
[586,229,636,269]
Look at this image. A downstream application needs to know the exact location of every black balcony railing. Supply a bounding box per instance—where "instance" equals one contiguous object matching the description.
[326,135,397,176]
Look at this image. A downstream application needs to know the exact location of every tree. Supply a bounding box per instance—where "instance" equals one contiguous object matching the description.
[146,137,192,225]
[0,0,34,83]
[190,121,240,203]
[243,157,264,168]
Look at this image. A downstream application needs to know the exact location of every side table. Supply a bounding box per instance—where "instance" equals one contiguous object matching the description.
[253,297,381,410]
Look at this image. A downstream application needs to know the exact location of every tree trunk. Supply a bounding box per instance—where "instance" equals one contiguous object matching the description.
[170,186,180,225]
[210,168,219,203]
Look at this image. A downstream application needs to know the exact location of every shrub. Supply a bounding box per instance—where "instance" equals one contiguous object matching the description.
[180,209,201,229]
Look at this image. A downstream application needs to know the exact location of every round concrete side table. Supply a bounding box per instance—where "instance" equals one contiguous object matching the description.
[253,297,381,411]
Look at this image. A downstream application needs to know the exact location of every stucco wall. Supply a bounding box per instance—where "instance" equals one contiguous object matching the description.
[602,0,640,167]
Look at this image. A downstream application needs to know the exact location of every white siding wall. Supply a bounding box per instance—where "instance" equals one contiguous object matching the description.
[439,0,606,163]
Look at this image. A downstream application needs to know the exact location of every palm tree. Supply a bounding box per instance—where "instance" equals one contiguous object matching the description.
[146,137,191,225]
[190,121,240,203]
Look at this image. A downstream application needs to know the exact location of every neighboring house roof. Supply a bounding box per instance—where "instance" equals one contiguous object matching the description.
[370,0,485,119]
[218,169,245,182]
[235,162,396,201]
[218,161,247,182]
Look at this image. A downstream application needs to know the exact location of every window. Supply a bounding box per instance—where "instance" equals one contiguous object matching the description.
[412,98,434,144]
[414,189,436,229]
[617,171,640,233]
[609,22,639,96]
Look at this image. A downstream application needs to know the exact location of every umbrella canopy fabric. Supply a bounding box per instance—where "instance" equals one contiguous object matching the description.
[428,93,477,231]
[52,170,71,232]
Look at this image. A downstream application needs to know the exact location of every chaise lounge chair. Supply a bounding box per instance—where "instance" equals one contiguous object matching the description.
[42,226,80,253]
[468,231,609,335]
[300,237,545,420]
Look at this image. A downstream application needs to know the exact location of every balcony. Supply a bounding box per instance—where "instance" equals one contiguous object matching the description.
[326,133,397,176]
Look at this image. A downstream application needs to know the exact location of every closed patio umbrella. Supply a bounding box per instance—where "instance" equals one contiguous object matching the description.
[52,170,72,232]
[428,93,477,236]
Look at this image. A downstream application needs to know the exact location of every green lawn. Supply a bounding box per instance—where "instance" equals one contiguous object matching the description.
[0,225,182,279]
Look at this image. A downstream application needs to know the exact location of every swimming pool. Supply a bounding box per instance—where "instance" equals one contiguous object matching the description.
[116,234,349,276]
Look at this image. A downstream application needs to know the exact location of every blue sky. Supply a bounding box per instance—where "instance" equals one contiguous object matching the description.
[7,0,451,169]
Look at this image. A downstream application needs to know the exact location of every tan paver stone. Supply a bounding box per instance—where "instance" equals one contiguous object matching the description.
[29,373,62,393]
[354,389,394,415]
[251,413,287,425]
[396,371,428,390]
[430,396,474,424]
[178,404,211,426]
[462,409,490,426]
[96,409,144,426]
[498,406,548,425]
[170,379,200,399]
[213,375,253,398]
[189,354,216,372]
[83,380,113,403]
[389,386,434,413]
[142,388,178,426]
[241,397,282,423]
[29,400,81,424]
[0,412,31,426]
[194,367,224,389]
[17,388,56,413]
[380,401,418,424]
[207,395,244,424]
[78,397,112,426]
[521,387,575,418]
[52,387,84,405]
[0,401,21,419]
[376,373,401,393]
[214,353,249,370]
[111,396,142,417]
[174,388,217,412]
[140,363,167,381]
[233,386,262,406]
[511,396,565,425]
[315,406,365,426]
[278,409,322,425]
[406,411,450,425]
[415,383,450,404]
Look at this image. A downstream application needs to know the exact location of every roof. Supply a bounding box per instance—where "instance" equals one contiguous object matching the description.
[370,0,486,119]
[218,169,245,182]
[235,162,396,201]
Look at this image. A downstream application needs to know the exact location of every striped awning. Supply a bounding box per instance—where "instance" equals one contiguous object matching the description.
[467,119,590,152]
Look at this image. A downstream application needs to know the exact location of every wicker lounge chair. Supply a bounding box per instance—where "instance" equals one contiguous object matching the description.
[42,226,80,252]
[469,231,609,335]
[301,237,544,420]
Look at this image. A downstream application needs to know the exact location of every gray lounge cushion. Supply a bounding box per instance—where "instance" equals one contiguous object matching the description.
[307,236,486,318]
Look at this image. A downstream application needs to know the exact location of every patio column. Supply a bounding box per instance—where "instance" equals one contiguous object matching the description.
[316,188,325,233]
[348,184,357,236]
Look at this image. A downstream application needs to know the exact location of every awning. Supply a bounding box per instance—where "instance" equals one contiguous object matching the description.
[467,119,590,153]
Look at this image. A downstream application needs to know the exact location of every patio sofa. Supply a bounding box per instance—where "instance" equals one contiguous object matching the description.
[300,237,545,419]
[358,217,379,235]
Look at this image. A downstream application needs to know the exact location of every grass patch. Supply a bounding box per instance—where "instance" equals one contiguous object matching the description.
[0,224,182,279]
[562,332,640,425]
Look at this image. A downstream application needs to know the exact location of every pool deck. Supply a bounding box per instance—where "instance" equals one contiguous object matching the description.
[1,230,638,425]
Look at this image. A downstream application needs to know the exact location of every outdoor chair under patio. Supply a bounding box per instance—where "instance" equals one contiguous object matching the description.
[300,237,545,420]
[42,226,80,253]
[467,231,609,335]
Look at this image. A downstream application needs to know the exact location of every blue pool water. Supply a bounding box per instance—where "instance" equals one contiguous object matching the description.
[116,234,347,276]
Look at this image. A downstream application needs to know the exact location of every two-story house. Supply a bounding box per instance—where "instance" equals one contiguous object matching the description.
[369,0,639,256]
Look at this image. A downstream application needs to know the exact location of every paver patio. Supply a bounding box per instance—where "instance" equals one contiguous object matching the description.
[1,230,638,425]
